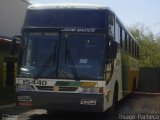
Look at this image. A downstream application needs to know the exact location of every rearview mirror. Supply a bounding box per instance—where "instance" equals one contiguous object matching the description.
[110,41,118,59]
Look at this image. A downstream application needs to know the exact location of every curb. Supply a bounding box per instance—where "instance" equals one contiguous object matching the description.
[134,92,160,95]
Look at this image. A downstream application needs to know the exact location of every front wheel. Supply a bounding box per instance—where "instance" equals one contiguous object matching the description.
[132,79,136,93]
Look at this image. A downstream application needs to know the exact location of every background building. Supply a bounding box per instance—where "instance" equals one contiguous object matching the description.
[0,38,21,88]
[0,0,30,37]
[0,1,30,106]
[0,0,30,88]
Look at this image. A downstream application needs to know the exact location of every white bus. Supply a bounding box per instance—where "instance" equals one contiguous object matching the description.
[16,4,139,112]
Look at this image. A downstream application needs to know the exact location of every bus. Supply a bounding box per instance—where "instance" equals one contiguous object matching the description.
[16,4,139,112]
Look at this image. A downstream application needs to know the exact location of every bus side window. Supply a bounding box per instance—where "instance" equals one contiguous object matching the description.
[108,14,115,37]
[137,45,140,59]
[129,37,131,54]
[125,33,128,51]
[120,27,122,48]
[132,40,135,57]
[115,21,120,44]
[122,30,125,50]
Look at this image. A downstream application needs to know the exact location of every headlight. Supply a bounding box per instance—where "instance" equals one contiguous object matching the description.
[21,68,29,72]
[82,87,98,93]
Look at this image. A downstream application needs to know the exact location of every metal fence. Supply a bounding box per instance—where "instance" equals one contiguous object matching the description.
[138,67,160,92]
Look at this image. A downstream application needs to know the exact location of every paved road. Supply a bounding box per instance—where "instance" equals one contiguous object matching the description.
[0,93,160,120]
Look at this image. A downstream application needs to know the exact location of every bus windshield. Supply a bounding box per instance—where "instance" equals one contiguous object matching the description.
[20,33,106,80]
[58,33,106,80]
[20,32,58,78]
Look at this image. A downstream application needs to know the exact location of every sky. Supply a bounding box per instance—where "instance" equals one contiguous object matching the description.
[30,0,160,35]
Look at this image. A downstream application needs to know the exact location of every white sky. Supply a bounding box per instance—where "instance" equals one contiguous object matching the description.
[30,0,160,35]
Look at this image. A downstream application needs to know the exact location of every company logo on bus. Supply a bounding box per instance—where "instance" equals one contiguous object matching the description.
[80,99,96,105]
[18,96,32,106]
[18,96,32,102]
[61,28,96,32]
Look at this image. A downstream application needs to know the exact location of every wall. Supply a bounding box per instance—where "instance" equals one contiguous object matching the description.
[138,67,160,92]
[0,38,21,88]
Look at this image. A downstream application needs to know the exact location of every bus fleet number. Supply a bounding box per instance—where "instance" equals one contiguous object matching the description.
[23,80,47,86]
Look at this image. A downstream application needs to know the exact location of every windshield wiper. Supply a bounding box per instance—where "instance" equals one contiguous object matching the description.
[65,41,80,81]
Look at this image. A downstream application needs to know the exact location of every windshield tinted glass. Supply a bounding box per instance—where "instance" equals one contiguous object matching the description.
[24,10,105,28]
[58,33,105,80]
[20,32,106,80]
[20,32,58,78]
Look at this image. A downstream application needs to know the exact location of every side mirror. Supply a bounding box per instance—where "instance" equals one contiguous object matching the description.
[110,41,118,59]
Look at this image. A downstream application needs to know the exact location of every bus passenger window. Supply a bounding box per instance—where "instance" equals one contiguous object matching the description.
[120,27,122,48]
[115,22,120,44]
[122,30,125,49]
[129,37,131,54]
[132,40,135,57]
[125,33,128,51]
[108,14,115,37]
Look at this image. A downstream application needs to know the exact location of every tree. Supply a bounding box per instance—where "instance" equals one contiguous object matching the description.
[128,23,160,67]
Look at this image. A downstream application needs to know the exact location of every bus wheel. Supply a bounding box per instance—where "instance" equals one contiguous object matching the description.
[110,83,118,114]
[132,79,136,93]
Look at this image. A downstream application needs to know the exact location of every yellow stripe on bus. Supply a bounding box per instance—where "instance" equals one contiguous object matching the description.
[80,82,97,87]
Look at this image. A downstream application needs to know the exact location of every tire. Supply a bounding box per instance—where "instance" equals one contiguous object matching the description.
[132,79,136,93]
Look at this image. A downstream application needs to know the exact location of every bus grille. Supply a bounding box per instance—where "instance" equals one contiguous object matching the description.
[36,86,78,92]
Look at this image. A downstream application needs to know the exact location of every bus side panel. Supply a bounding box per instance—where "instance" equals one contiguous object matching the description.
[121,50,139,96]
[103,49,123,111]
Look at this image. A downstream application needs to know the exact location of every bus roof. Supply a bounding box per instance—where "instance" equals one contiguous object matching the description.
[28,3,109,10]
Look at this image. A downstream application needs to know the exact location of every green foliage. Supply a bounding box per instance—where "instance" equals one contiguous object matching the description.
[128,23,160,67]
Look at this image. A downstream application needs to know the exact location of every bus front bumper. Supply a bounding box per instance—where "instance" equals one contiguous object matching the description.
[16,91,104,112]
